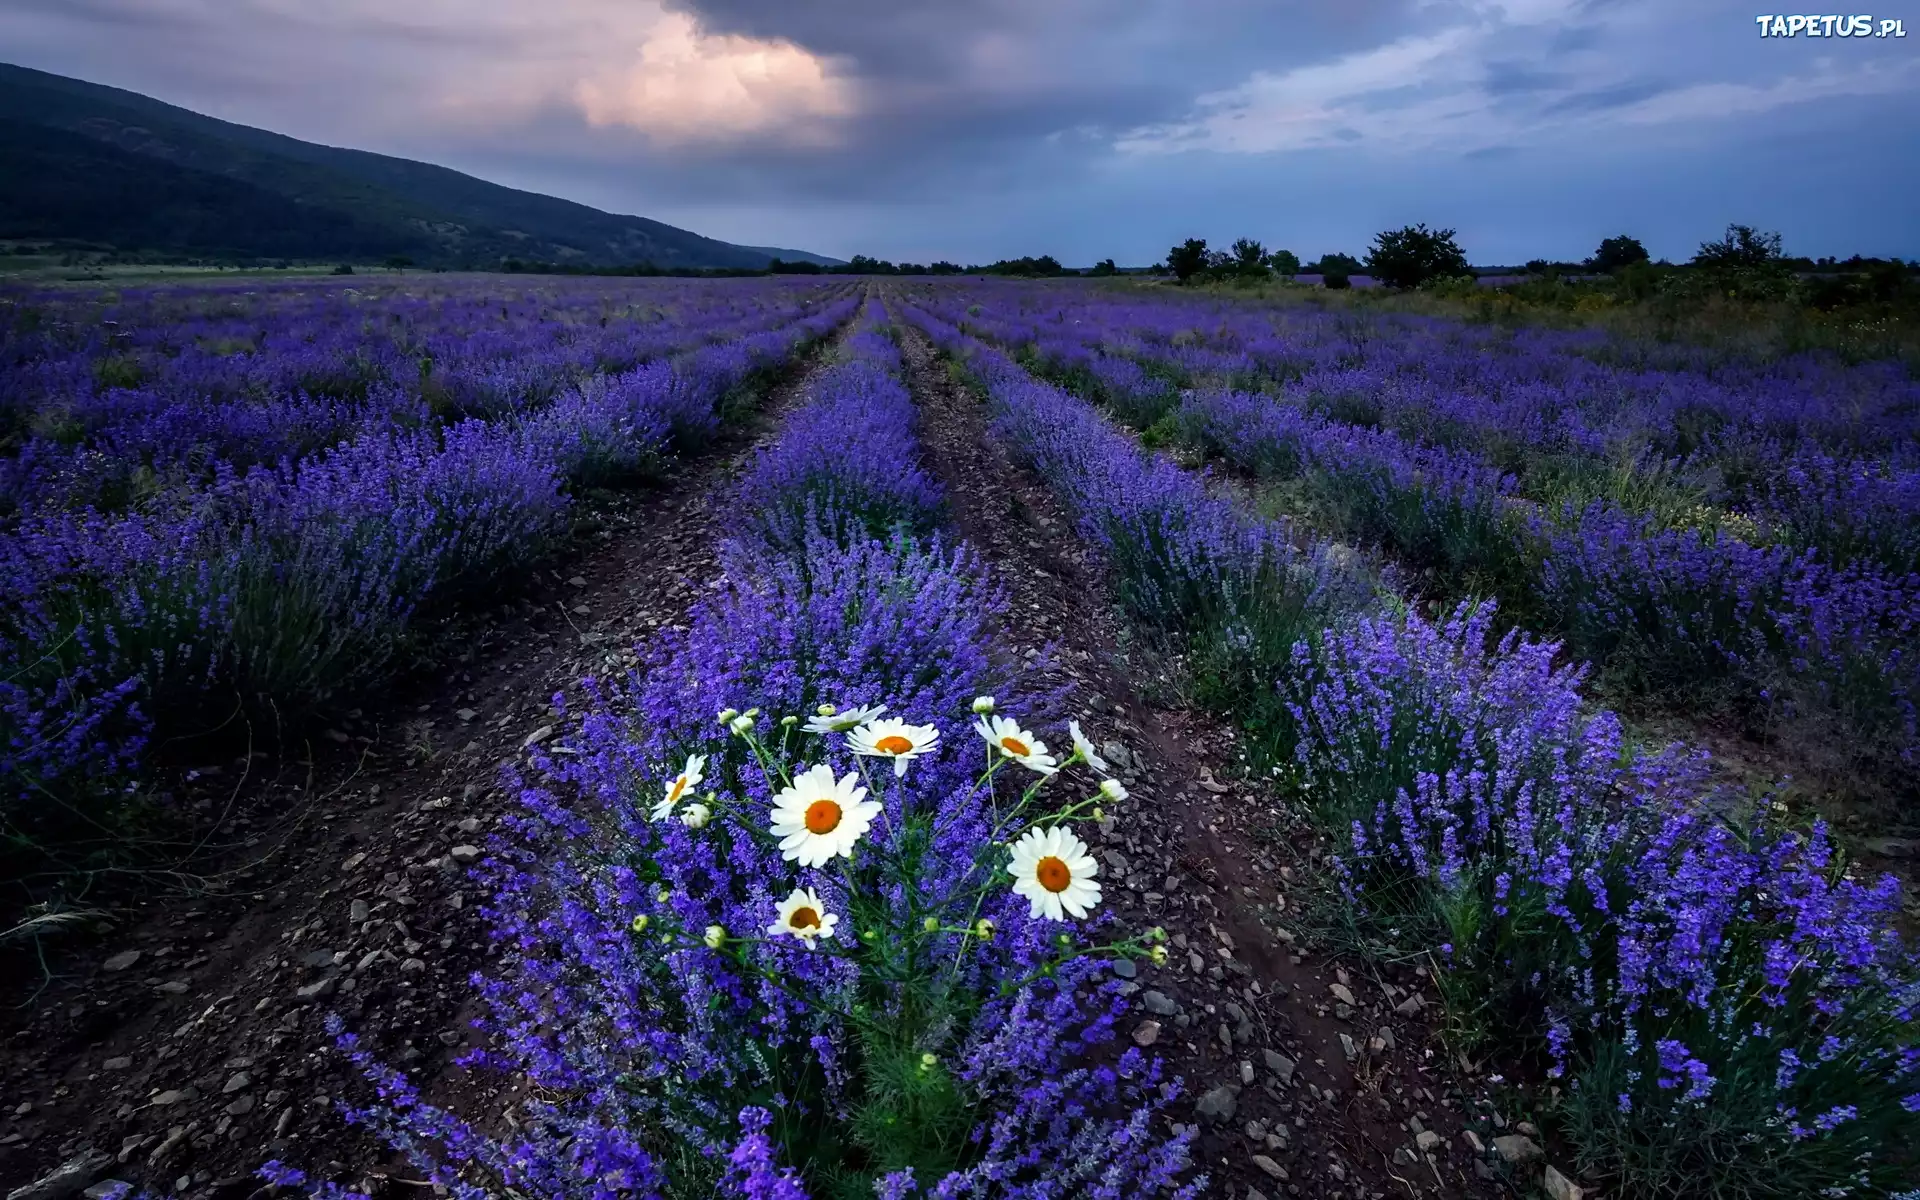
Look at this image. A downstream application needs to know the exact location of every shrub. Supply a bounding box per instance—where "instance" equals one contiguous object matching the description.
[1364,225,1470,290]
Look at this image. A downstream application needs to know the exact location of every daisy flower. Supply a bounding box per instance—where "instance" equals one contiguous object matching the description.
[803,703,888,736]
[1100,778,1128,802]
[1007,825,1102,920]
[767,886,838,947]
[973,715,1058,775]
[650,753,706,822]
[847,717,941,777]
[1069,720,1109,774]
[769,764,882,867]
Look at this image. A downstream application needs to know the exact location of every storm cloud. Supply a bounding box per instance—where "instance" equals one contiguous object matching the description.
[3,0,1915,263]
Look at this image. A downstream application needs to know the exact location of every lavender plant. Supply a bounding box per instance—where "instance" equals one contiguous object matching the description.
[1277,602,1920,1198]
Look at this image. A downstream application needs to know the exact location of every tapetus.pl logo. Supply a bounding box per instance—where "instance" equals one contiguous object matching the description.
[1754,14,1907,36]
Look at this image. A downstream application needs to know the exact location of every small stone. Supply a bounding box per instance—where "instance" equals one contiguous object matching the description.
[83,1184,130,1200]
[523,725,555,748]
[102,950,141,973]
[1338,1033,1358,1060]
[1543,1165,1585,1200]
[401,958,427,973]
[457,817,482,834]
[449,845,481,865]
[1262,1049,1296,1084]
[1392,1147,1420,1166]
[349,900,370,923]
[155,981,188,995]
[1141,990,1179,1016]
[1328,983,1356,1006]
[1112,958,1136,980]
[1195,1085,1239,1123]
[1132,1021,1161,1047]
[223,1095,255,1117]
[1516,1120,1542,1138]
[222,1072,251,1094]
[1394,994,1424,1018]
[5,1149,114,1200]
[1239,1060,1255,1085]
[1462,1130,1486,1154]
[295,978,337,1000]
[1249,1155,1288,1182]
[102,1057,132,1071]
[1492,1134,1543,1165]
[1415,1130,1443,1153]
[455,708,477,723]
[150,1091,187,1107]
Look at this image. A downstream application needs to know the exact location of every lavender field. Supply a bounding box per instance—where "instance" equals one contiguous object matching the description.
[2,275,1916,1200]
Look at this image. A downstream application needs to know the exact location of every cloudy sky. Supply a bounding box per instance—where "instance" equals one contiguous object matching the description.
[5,0,1917,264]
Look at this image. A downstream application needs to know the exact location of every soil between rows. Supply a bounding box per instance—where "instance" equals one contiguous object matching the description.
[0,340,843,1200]
[890,314,1508,1200]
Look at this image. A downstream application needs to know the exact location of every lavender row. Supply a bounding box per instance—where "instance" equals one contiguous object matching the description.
[1172,386,1920,770]
[906,311,1920,1198]
[909,283,1920,578]
[1,277,856,518]
[303,300,1203,1197]
[1,294,857,838]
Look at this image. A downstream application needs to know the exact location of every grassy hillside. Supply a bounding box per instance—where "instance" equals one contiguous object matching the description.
[0,62,837,270]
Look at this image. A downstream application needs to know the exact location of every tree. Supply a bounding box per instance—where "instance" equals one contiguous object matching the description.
[384,254,415,270]
[1307,252,1362,275]
[1265,249,1301,276]
[1693,224,1784,270]
[1364,224,1469,289]
[1229,238,1270,278]
[1167,238,1209,283]
[1089,258,1118,277]
[1586,235,1649,274]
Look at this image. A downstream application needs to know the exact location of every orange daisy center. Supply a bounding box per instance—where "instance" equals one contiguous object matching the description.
[874,734,915,755]
[788,906,822,930]
[665,776,689,805]
[1000,736,1032,758]
[1035,856,1072,893]
[805,799,843,834]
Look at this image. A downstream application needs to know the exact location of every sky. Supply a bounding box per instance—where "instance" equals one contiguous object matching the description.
[4,0,1918,265]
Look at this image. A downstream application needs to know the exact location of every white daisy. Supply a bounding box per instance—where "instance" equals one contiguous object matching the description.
[1099,778,1128,802]
[1007,825,1102,921]
[650,754,706,822]
[769,764,882,867]
[847,717,941,777]
[802,703,888,736]
[1069,720,1109,774]
[972,715,1058,775]
[767,886,838,947]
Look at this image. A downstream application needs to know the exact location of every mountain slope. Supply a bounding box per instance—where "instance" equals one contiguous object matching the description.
[0,62,840,269]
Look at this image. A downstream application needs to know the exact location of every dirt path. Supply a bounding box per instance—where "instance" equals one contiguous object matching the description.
[892,317,1507,1200]
[0,337,847,1200]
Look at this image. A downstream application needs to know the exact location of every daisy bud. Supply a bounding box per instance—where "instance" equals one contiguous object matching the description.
[1091,807,1105,822]
[629,915,649,934]
[816,703,837,717]
[781,715,798,727]
[974,918,996,941]
[743,708,762,719]
[1148,925,1168,943]
[971,695,995,715]
[1149,945,1169,966]
[679,803,711,830]
[1100,778,1128,802]
[655,889,672,905]
[729,714,755,735]
[923,917,940,932]
[1055,932,1073,949]
[703,924,727,950]
[861,929,878,942]
[919,1053,938,1072]
[717,708,740,725]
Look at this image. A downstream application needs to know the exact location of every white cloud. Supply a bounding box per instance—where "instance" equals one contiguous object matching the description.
[571,11,854,144]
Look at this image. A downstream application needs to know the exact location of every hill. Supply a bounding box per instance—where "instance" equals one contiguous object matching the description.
[0,62,838,270]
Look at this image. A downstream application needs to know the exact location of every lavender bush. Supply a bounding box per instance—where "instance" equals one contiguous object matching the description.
[1277,602,1920,1198]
